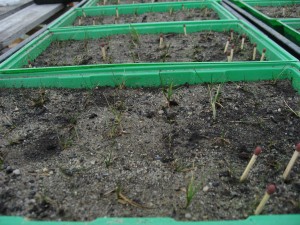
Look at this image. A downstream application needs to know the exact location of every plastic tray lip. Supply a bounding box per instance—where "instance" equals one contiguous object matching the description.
[1,214,300,225]
[51,1,237,29]
[0,20,297,71]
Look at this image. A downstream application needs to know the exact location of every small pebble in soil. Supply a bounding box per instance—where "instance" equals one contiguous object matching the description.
[203,185,209,192]
[13,169,21,175]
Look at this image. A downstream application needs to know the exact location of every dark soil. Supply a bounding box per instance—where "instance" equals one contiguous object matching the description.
[96,0,181,6]
[0,80,300,221]
[73,8,219,26]
[254,5,300,18]
[29,31,261,67]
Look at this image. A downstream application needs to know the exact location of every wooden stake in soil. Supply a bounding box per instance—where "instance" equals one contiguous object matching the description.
[230,44,234,61]
[283,143,300,180]
[159,34,164,49]
[204,7,208,17]
[118,0,120,4]
[254,184,276,215]
[252,43,257,60]
[227,51,231,62]
[101,43,106,61]
[224,37,230,53]
[230,29,234,41]
[78,17,82,26]
[283,7,286,17]
[260,48,266,61]
[240,146,262,182]
[241,34,246,50]
[103,0,106,5]
[93,18,96,25]
[116,7,119,19]
[183,24,187,36]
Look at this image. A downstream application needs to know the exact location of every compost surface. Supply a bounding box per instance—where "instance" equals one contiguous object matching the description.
[0,80,300,221]
[73,8,219,26]
[254,5,300,18]
[96,0,184,6]
[30,31,261,67]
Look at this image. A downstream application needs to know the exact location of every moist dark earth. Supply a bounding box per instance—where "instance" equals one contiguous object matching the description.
[0,80,300,221]
[254,5,300,18]
[73,8,219,26]
[29,31,262,67]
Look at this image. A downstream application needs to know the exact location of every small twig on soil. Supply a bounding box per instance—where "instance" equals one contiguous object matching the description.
[240,146,262,182]
[260,48,266,61]
[224,37,230,53]
[254,184,276,215]
[93,18,96,25]
[252,43,257,60]
[116,185,151,208]
[282,143,300,180]
[227,51,231,62]
[230,29,234,41]
[241,34,246,50]
[101,43,107,61]
[159,34,164,49]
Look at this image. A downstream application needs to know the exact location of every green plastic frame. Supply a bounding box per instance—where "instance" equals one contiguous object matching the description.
[1,214,300,225]
[51,1,236,28]
[0,20,297,72]
[83,0,215,7]
[229,0,300,45]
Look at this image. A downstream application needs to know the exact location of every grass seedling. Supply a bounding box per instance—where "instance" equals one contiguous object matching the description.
[254,184,276,215]
[252,43,257,60]
[241,34,246,50]
[183,24,187,36]
[283,99,300,117]
[169,7,174,16]
[260,48,266,61]
[240,146,262,182]
[224,37,230,53]
[161,43,171,63]
[116,7,119,19]
[208,84,222,120]
[283,143,300,180]
[162,82,175,107]
[31,89,48,107]
[185,166,202,209]
[104,149,114,168]
[130,26,140,45]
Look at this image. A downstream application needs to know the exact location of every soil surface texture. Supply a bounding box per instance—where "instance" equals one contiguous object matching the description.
[29,31,261,67]
[74,8,218,26]
[96,0,182,6]
[0,80,300,221]
[254,5,300,18]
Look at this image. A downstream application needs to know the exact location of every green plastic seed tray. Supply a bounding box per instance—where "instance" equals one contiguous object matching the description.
[83,0,216,8]
[50,1,236,29]
[229,0,300,45]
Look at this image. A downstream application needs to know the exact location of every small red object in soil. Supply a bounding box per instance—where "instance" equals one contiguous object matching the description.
[254,146,262,155]
[160,34,163,38]
[242,34,246,38]
[100,43,106,48]
[263,48,266,53]
[296,143,300,152]
[266,184,276,195]
[253,43,257,47]
[230,29,233,32]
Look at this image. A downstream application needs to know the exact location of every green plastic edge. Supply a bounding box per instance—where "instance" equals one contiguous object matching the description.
[0,214,300,225]
[83,0,219,8]
[0,20,298,71]
[278,18,300,45]
[230,0,300,45]
[51,1,236,28]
